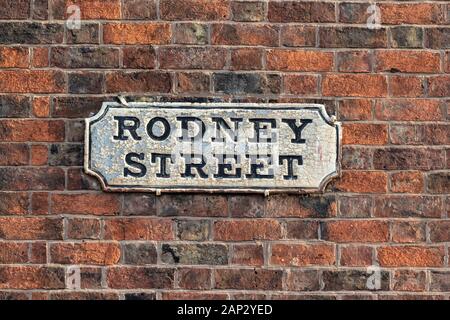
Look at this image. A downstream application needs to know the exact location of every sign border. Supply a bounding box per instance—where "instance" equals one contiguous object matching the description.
[84,102,342,194]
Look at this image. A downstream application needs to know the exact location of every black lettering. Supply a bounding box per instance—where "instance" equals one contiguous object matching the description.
[151,153,173,178]
[248,119,276,143]
[124,152,147,178]
[113,116,142,141]
[211,117,243,142]
[181,154,208,178]
[279,155,303,180]
[147,117,171,141]
[282,119,312,144]
[177,117,206,142]
[246,154,274,179]
[214,154,241,178]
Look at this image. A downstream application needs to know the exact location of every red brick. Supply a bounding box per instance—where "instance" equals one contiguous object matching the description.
[390,171,424,193]
[332,171,387,193]
[0,70,65,93]
[0,217,63,240]
[390,76,424,98]
[51,193,121,215]
[53,0,121,19]
[32,97,50,118]
[393,271,427,292]
[159,47,227,70]
[266,195,337,218]
[417,124,450,145]
[215,269,283,290]
[375,100,443,121]
[0,144,29,165]
[374,196,443,218]
[0,47,29,68]
[340,246,373,267]
[103,23,171,44]
[286,221,319,240]
[32,47,49,67]
[104,218,174,240]
[377,246,444,267]
[391,221,425,243]
[30,145,48,166]
[380,3,445,25]
[268,1,335,23]
[0,120,64,142]
[0,192,29,215]
[161,292,227,300]
[342,123,388,145]
[0,266,65,289]
[177,268,211,290]
[283,75,318,95]
[322,221,389,243]
[122,47,156,69]
[267,50,334,72]
[31,192,49,215]
[67,218,101,239]
[338,100,373,121]
[323,74,387,97]
[427,173,450,194]
[230,48,263,71]
[160,0,230,20]
[428,76,450,97]
[213,219,282,241]
[271,243,335,266]
[373,148,444,171]
[212,24,278,46]
[429,221,450,242]
[107,267,174,289]
[337,51,371,73]
[0,242,29,263]
[281,25,315,47]
[50,242,120,265]
[0,168,65,191]
[376,51,441,73]
[231,244,264,266]
[105,71,172,93]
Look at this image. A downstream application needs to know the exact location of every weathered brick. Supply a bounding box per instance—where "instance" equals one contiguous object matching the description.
[230,48,263,71]
[79,267,102,289]
[213,73,281,95]
[212,24,278,46]
[231,244,264,266]
[160,0,230,20]
[0,192,29,215]
[391,221,425,243]
[107,267,174,289]
[123,194,156,216]
[0,266,65,289]
[177,219,209,241]
[319,27,387,48]
[0,23,63,44]
[391,27,423,48]
[322,74,387,97]
[322,221,389,243]
[232,1,265,22]
[51,0,121,19]
[229,195,265,217]
[161,243,228,265]
[31,145,48,166]
[286,221,318,240]
[32,97,50,118]
[31,192,49,215]
[323,270,389,291]
[373,148,444,170]
[176,72,210,93]
[67,23,99,44]
[374,196,443,218]
[425,28,450,49]
[50,242,120,265]
[428,76,450,97]
[343,124,388,145]
[122,0,157,19]
[103,23,171,45]
[0,242,29,264]
[214,219,281,241]
[67,168,101,190]
[283,75,318,95]
[32,47,49,67]
[376,51,440,73]
[286,270,320,291]
[0,0,30,19]
[338,100,372,121]
[66,121,85,142]
[271,244,335,266]
[417,124,449,145]
[0,47,28,68]
[427,173,450,194]
[430,272,450,292]
[377,246,444,267]
[380,3,445,25]
[390,171,423,193]
[49,144,83,166]
[52,96,105,118]
[0,217,63,240]
[0,95,30,118]
[122,243,157,265]
[177,268,211,290]
[267,50,334,72]
[0,144,29,166]
[331,171,387,193]
[390,76,424,98]
[268,1,335,23]
[340,246,373,267]
[124,293,156,300]
[52,193,120,215]
[106,71,172,93]
[339,2,369,23]
[159,47,227,70]
[337,51,371,73]
[389,125,416,145]
[375,100,443,121]
[50,47,119,68]
[280,25,315,47]
[0,71,65,93]
[161,292,227,300]
[104,218,174,240]
[0,168,65,191]
[338,195,372,218]
[215,269,283,290]
[68,72,104,94]
[266,195,337,218]
[67,218,101,240]
[174,23,208,45]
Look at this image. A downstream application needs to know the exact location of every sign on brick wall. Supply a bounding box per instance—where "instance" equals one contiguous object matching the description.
[85,103,341,193]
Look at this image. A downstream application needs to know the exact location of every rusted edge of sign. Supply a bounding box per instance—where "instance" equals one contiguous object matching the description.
[84,102,342,195]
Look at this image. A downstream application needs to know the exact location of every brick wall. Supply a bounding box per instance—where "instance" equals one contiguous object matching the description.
[0,0,448,300]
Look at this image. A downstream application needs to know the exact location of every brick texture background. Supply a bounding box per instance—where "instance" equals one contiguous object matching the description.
[0,0,449,300]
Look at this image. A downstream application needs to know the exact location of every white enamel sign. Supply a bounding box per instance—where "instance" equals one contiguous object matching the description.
[85,102,341,193]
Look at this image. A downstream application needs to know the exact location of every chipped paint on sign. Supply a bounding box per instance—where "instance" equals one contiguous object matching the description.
[84,102,341,194]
